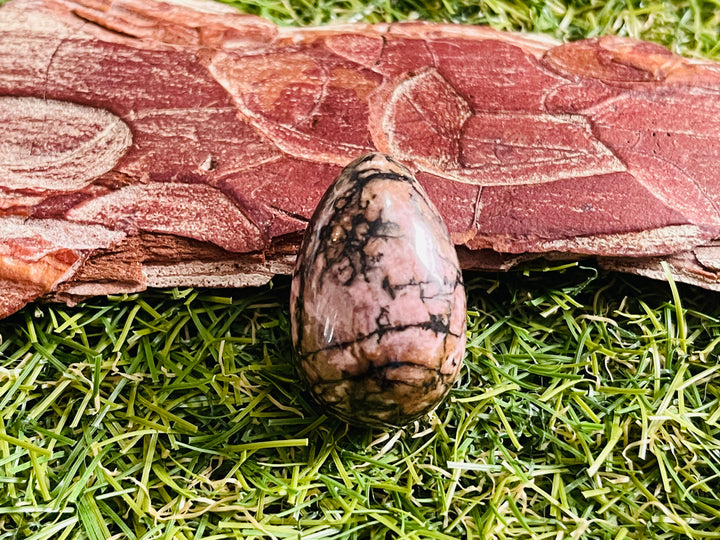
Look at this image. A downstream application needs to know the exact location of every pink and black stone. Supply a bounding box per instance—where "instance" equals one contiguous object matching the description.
[290,153,466,427]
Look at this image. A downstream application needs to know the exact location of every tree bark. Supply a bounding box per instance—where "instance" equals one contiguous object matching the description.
[2,0,720,318]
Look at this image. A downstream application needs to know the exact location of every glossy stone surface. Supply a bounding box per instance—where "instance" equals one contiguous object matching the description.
[290,153,466,427]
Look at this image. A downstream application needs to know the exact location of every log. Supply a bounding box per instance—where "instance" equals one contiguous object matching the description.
[2,0,720,319]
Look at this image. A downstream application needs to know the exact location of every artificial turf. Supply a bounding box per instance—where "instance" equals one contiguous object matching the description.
[2,0,720,538]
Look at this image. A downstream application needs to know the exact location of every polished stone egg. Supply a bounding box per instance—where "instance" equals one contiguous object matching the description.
[290,153,466,427]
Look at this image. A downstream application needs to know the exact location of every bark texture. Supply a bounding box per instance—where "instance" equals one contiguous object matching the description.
[2,0,720,318]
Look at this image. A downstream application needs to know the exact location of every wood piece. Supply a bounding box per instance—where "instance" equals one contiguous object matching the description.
[2,0,720,319]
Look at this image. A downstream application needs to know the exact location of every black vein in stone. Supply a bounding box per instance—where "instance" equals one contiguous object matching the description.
[302,318,459,357]
[318,360,448,390]
[312,361,457,425]
[313,173,404,287]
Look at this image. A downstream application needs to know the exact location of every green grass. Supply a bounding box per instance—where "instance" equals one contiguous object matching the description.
[2,267,720,538]
[224,0,720,59]
[3,0,720,538]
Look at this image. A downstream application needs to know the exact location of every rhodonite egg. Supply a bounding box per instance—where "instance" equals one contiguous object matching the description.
[290,153,466,427]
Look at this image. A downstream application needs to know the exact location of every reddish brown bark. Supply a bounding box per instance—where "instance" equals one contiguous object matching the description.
[2,0,720,318]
